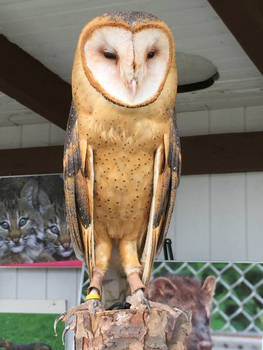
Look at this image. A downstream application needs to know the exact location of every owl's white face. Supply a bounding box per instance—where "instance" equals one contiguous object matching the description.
[83,26,171,107]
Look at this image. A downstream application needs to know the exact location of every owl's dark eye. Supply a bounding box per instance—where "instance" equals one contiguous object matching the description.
[0,221,9,230]
[49,225,59,235]
[147,50,156,59]
[19,217,28,227]
[103,50,117,60]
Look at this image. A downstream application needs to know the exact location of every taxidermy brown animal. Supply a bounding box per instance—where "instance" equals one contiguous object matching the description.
[64,11,181,311]
[148,276,216,350]
[0,339,51,350]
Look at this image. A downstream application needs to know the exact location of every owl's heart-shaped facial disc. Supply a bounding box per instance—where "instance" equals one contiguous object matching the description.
[80,18,174,107]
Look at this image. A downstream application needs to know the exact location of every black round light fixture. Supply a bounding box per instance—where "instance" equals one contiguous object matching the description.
[176,52,219,93]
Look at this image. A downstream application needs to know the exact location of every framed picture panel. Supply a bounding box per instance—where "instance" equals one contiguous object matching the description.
[0,174,82,267]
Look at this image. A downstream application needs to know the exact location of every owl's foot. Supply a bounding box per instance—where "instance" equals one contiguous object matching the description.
[53,295,104,338]
[126,289,151,313]
[125,271,150,311]
[84,287,104,315]
[83,298,104,315]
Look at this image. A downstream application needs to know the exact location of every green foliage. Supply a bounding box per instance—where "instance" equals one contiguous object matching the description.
[153,262,263,332]
[0,313,64,350]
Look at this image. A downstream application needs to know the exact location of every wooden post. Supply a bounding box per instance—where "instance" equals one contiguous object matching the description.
[62,302,191,350]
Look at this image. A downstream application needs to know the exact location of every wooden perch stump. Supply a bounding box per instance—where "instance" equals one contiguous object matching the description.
[63,302,191,350]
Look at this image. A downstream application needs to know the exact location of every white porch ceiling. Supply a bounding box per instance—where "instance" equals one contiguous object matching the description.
[0,0,262,126]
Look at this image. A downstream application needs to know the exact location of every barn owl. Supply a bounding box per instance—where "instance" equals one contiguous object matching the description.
[64,11,181,312]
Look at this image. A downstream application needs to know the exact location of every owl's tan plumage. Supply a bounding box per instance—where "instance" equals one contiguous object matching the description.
[64,11,181,306]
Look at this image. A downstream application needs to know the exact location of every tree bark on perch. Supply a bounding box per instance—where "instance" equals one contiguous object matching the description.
[62,302,191,350]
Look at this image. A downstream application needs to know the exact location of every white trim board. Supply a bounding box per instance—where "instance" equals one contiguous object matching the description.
[0,299,66,314]
[212,333,263,350]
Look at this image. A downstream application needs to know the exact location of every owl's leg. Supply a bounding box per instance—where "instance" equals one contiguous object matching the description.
[86,233,113,313]
[53,238,112,334]
[119,239,149,310]
[54,235,112,334]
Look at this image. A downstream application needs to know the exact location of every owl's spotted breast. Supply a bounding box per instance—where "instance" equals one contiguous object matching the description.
[93,146,154,240]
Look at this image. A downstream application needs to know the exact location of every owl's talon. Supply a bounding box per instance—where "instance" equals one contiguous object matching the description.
[54,313,66,337]
[62,325,70,345]
[144,297,151,314]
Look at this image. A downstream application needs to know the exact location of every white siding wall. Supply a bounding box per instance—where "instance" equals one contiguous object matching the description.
[0,105,262,327]
[0,268,81,308]
[166,105,263,262]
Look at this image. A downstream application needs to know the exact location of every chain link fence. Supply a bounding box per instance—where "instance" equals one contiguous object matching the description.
[79,262,263,334]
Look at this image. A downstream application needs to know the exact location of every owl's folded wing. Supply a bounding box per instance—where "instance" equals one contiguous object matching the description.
[140,118,181,286]
[63,104,95,277]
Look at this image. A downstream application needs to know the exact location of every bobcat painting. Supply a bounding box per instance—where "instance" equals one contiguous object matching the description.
[0,175,76,265]
[0,180,53,264]
[38,177,76,261]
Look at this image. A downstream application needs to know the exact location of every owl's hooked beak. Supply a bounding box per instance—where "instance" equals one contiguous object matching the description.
[128,78,138,99]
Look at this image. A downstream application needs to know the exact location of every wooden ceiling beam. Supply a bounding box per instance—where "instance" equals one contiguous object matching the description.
[207,0,263,75]
[0,132,262,176]
[0,146,64,177]
[181,131,263,175]
[0,35,71,130]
